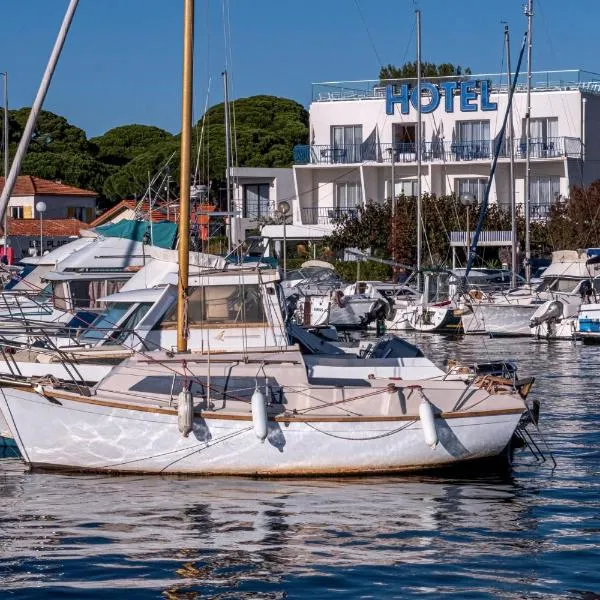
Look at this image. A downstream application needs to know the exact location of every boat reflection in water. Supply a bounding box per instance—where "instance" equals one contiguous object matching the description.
[0,464,535,597]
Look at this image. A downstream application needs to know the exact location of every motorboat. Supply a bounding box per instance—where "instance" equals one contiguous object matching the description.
[468,250,600,337]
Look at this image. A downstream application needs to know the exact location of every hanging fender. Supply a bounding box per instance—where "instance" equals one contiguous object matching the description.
[177,389,194,438]
[251,387,268,442]
[419,397,438,449]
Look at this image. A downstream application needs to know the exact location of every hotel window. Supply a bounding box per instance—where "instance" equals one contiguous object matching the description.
[335,182,362,210]
[455,120,491,159]
[331,125,362,163]
[521,117,559,158]
[455,178,488,203]
[9,206,23,219]
[529,176,560,219]
[243,183,270,219]
[392,179,418,197]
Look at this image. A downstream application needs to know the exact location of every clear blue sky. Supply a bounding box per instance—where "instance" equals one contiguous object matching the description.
[0,0,598,138]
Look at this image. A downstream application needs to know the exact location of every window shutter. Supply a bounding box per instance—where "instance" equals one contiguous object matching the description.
[67,207,75,218]
[85,208,93,223]
[23,206,33,219]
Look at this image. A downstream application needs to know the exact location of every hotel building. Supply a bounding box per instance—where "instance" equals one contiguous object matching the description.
[238,69,600,243]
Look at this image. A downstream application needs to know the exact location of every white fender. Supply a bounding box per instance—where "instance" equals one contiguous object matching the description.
[177,390,194,438]
[251,387,268,442]
[419,398,438,448]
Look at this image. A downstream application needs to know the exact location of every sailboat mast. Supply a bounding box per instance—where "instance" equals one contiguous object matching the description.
[524,0,533,283]
[416,8,422,288]
[0,0,79,226]
[2,72,8,258]
[505,25,517,288]
[223,70,232,252]
[177,0,194,353]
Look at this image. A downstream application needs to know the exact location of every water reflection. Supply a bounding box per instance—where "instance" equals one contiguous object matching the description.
[0,334,599,598]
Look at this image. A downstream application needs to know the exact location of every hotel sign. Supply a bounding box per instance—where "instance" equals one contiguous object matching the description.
[386,80,498,115]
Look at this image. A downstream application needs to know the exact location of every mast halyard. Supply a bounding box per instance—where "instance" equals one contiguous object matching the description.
[2,72,8,258]
[223,70,232,253]
[177,0,195,353]
[505,25,517,289]
[416,8,422,291]
[524,0,533,283]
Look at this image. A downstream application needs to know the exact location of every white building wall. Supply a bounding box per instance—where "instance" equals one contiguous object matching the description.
[8,194,96,221]
[294,82,595,232]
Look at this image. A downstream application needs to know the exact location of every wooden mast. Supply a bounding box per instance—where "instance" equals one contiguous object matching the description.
[177,0,194,352]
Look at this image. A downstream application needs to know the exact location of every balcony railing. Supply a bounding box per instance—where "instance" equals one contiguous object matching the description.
[294,137,582,165]
[301,207,357,225]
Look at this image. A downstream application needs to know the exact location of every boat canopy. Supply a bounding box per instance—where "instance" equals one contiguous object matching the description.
[94,220,178,250]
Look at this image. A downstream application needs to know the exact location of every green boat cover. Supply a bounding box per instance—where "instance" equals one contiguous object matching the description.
[95,220,178,249]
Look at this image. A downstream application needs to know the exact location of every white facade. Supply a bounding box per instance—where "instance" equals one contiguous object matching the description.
[276,69,600,240]
[8,194,96,221]
[230,167,295,243]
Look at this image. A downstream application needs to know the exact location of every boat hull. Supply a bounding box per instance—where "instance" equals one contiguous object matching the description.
[475,303,538,336]
[408,305,461,333]
[0,387,523,476]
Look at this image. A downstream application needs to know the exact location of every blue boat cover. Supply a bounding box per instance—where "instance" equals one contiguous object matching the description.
[94,220,178,249]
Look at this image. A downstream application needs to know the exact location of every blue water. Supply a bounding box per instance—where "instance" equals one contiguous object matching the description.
[1,335,600,598]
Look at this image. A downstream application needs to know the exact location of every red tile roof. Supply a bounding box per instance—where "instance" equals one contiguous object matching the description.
[91,198,216,228]
[90,198,182,227]
[0,175,97,197]
[0,218,89,237]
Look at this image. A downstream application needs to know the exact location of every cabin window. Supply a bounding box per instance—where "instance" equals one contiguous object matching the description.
[161,284,266,327]
[52,282,69,310]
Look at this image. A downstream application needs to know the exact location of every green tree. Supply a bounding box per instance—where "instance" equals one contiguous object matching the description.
[90,124,174,167]
[380,62,471,81]
[102,95,309,202]
[10,108,92,155]
[102,138,179,201]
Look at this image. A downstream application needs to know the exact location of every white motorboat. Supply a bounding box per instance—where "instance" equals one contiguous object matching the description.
[467,250,600,337]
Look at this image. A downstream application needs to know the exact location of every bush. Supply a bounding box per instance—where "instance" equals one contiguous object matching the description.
[334,260,392,282]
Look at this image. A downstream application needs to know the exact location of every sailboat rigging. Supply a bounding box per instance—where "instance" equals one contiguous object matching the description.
[464,33,528,281]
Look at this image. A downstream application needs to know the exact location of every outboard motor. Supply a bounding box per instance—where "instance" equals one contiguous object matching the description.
[362,298,391,328]
[530,300,564,328]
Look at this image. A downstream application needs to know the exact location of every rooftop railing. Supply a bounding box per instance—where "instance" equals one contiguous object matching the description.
[293,137,582,165]
[312,69,600,102]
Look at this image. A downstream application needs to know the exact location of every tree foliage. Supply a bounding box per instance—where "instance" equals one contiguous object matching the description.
[101,95,309,201]
[2,95,308,208]
[90,124,174,167]
[101,138,179,201]
[380,62,472,81]
[326,194,514,269]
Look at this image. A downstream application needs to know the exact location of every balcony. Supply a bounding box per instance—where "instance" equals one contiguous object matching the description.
[301,207,357,225]
[293,137,582,165]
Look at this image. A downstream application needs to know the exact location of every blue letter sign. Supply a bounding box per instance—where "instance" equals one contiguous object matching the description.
[385,79,497,115]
